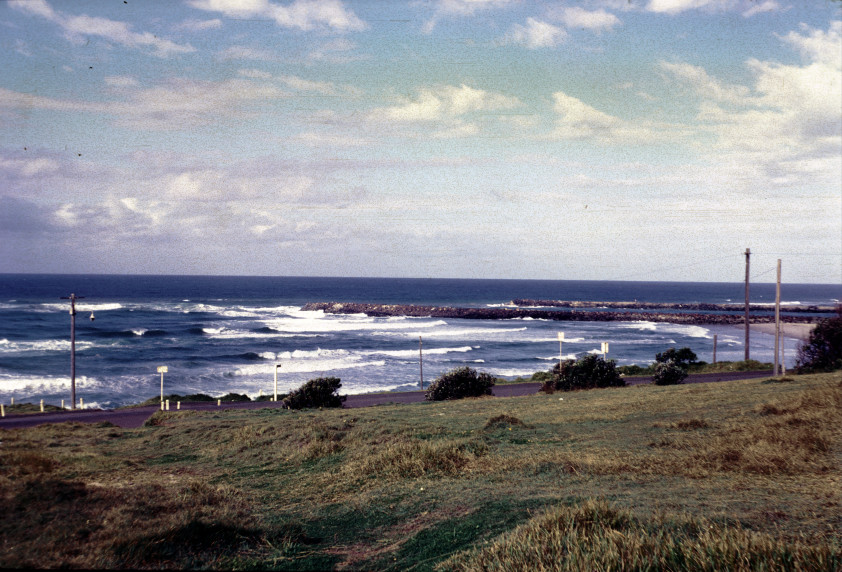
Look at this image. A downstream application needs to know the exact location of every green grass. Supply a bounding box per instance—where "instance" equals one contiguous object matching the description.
[1,372,839,569]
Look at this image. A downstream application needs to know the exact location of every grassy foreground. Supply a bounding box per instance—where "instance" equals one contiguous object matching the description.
[1,372,840,570]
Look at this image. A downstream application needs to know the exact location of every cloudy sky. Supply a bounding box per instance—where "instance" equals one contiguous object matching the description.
[1,0,840,283]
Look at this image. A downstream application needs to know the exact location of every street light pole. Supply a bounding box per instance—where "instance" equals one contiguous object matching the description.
[274,364,281,401]
[61,293,85,410]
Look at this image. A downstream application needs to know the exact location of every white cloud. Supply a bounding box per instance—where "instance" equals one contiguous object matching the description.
[190,0,366,31]
[176,18,223,32]
[10,0,194,57]
[376,84,520,123]
[742,1,780,18]
[658,61,751,104]
[423,0,513,33]
[686,22,842,189]
[1,77,290,131]
[556,7,621,32]
[550,92,663,143]
[506,18,567,49]
[218,46,277,61]
[645,0,719,15]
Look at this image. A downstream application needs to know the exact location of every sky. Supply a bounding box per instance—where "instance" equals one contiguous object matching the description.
[1,0,840,284]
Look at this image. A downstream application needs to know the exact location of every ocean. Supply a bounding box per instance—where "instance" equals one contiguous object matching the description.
[0,274,838,410]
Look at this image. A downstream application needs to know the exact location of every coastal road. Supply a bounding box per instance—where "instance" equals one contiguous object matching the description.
[0,370,775,431]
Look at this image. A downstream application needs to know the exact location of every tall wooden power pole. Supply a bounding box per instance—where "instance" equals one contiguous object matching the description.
[61,293,85,409]
[744,248,751,361]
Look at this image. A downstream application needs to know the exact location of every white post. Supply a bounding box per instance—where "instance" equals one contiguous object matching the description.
[157,366,168,410]
[61,399,65,410]
[713,334,718,364]
[10,397,13,406]
[274,364,281,402]
[177,401,181,410]
[601,342,609,360]
[40,399,44,412]
[165,399,170,411]
[217,399,221,406]
[79,398,83,409]
[1,404,4,417]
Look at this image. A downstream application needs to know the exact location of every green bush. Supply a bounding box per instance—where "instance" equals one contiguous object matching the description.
[283,377,346,410]
[796,308,842,373]
[655,347,698,369]
[425,367,495,401]
[217,393,251,402]
[542,354,625,393]
[651,361,688,385]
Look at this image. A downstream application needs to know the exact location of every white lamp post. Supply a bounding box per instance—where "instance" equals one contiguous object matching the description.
[157,366,168,410]
[274,363,281,402]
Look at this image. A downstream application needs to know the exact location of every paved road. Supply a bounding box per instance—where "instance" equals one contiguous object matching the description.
[0,370,774,430]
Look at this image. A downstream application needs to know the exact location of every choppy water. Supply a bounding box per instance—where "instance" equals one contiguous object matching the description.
[0,274,838,409]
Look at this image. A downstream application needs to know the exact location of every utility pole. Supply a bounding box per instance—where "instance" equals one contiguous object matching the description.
[744,248,751,361]
[774,259,782,376]
[61,293,85,409]
[419,336,424,390]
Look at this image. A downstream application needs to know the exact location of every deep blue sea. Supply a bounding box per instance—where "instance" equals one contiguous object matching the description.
[0,275,838,409]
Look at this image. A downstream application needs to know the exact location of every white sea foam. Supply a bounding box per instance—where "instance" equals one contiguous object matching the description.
[0,338,96,354]
[362,346,473,358]
[0,373,98,395]
[484,367,539,377]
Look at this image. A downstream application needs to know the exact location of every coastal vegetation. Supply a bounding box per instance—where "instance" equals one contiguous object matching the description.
[796,308,842,373]
[283,377,346,410]
[425,367,495,401]
[2,371,838,569]
[541,354,624,393]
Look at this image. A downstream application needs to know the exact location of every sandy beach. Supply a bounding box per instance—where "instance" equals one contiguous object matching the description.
[750,322,816,342]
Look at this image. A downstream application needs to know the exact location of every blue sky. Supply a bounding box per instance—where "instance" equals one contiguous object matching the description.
[1,0,840,283]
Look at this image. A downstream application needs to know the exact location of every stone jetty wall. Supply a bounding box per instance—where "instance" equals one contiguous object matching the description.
[301,302,818,325]
[511,299,836,314]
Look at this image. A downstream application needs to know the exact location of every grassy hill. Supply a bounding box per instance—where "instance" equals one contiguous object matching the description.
[1,371,839,570]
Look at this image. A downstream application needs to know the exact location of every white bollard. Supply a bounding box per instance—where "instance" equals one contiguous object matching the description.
[61,399,65,410]
[40,399,44,412]
[177,401,181,410]
[79,398,84,409]
[166,399,170,411]
[217,399,221,407]
[10,397,13,406]
[1,404,4,417]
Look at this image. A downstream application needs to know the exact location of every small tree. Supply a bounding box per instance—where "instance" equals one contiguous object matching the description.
[651,360,688,386]
[655,347,698,369]
[425,366,495,401]
[543,354,625,393]
[796,308,842,373]
[283,377,346,410]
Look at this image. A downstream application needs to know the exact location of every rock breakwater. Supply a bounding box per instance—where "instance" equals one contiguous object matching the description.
[511,299,836,314]
[301,302,817,325]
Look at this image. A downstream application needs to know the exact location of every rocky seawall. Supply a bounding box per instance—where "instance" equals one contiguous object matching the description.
[301,302,818,325]
[511,299,836,314]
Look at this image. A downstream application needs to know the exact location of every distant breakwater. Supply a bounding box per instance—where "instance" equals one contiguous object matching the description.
[511,299,836,314]
[301,302,817,325]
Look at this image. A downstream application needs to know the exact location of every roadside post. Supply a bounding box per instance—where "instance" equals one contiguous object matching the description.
[601,342,609,360]
[157,366,168,410]
[274,363,282,402]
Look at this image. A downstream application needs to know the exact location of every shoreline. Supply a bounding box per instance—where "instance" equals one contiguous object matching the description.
[749,322,816,342]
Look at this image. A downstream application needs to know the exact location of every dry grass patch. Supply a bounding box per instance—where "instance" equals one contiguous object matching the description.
[437,499,842,571]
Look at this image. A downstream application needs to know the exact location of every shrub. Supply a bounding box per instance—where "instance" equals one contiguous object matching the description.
[425,367,495,401]
[796,308,842,373]
[655,347,698,369]
[651,360,688,386]
[283,377,346,410]
[543,354,625,393]
[217,393,251,402]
